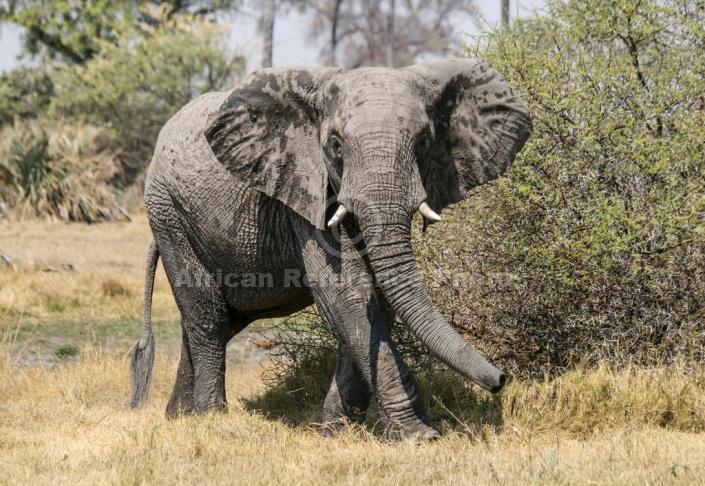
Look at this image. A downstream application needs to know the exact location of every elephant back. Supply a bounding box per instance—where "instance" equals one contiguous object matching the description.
[146,91,234,195]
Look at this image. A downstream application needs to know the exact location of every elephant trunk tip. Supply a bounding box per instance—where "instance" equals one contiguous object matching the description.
[491,371,507,394]
[478,368,507,394]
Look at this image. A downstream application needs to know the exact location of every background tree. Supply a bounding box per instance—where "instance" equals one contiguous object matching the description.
[48,5,245,181]
[0,5,245,219]
[0,0,241,64]
[501,0,509,29]
[291,0,345,66]
[295,0,477,68]
[258,0,277,67]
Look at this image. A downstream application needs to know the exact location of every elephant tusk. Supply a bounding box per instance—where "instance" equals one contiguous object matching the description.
[418,202,441,222]
[327,204,348,228]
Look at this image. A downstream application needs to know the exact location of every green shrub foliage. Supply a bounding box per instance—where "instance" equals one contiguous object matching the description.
[0,67,54,127]
[416,0,705,375]
[0,119,128,222]
[270,0,705,385]
[49,5,245,182]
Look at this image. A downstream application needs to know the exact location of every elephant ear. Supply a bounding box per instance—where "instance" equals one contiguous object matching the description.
[205,67,340,230]
[406,59,532,214]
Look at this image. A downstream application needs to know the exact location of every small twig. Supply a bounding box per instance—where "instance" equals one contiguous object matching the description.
[0,254,11,267]
[431,394,477,437]
[0,244,11,267]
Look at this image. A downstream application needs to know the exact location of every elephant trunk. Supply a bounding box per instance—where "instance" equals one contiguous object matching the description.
[356,198,506,393]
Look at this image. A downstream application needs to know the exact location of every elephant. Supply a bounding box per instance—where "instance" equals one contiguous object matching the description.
[130,58,532,442]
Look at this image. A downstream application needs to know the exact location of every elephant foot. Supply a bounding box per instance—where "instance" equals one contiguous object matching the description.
[166,395,196,419]
[385,420,441,443]
[166,393,228,419]
[166,401,229,419]
[320,416,365,438]
[321,405,367,438]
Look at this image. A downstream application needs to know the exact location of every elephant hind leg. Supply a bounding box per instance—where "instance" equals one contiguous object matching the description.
[321,346,372,437]
[166,302,232,416]
[156,233,236,416]
[166,314,253,419]
[167,326,196,418]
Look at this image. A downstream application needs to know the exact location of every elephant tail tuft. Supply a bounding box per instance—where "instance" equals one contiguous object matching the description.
[130,240,159,408]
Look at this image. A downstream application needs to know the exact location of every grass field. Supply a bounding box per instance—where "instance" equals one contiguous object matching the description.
[1,218,705,484]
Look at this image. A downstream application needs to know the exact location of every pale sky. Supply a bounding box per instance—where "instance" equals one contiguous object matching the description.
[0,1,544,73]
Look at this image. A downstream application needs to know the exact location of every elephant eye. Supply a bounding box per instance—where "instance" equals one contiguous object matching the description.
[327,135,343,162]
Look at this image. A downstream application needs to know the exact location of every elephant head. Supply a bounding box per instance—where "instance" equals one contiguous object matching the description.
[205,59,532,393]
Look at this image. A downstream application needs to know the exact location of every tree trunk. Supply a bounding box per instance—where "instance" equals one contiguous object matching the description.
[261,0,276,68]
[327,0,344,66]
[385,0,395,67]
[501,0,510,30]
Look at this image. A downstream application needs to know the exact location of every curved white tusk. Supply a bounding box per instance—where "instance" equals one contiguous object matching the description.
[327,204,348,228]
[418,202,441,222]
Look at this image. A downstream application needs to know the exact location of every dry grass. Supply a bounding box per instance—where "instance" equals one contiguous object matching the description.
[1,351,704,484]
[0,216,180,362]
[0,214,171,313]
[1,219,705,484]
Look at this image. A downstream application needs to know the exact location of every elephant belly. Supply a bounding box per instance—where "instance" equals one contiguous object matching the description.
[177,184,314,318]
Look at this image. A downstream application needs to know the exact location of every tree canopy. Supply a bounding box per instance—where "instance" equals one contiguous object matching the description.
[0,0,241,63]
[0,4,245,220]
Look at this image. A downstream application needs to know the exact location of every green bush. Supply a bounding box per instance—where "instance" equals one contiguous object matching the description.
[48,5,245,183]
[416,0,705,375]
[269,0,705,387]
[0,67,54,127]
[0,119,128,222]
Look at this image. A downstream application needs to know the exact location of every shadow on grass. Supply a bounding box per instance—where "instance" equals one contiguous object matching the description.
[242,349,505,439]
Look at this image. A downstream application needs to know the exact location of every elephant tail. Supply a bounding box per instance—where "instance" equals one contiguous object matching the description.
[130,240,159,408]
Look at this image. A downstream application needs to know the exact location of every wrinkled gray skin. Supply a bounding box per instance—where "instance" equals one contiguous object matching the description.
[130,59,532,442]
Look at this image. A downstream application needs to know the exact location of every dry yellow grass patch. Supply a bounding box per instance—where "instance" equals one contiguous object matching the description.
[0,217,180,363]
[1,352,705,485]
[0,215,176,321]
[2,219,705,484]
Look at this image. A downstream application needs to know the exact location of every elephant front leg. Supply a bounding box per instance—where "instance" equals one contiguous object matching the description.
[320,292,439,442]
[321,346,372,436]
[298,224,440,442]
[370,327,440,442]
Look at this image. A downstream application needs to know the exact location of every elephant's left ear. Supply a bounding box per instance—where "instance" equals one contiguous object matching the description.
[406,59,532,215]
[205,67,340,230]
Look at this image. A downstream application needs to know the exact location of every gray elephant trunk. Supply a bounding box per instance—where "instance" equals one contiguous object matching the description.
[357,206,506,393]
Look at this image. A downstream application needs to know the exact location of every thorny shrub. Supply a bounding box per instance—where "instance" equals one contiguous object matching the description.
[420,0,705,375]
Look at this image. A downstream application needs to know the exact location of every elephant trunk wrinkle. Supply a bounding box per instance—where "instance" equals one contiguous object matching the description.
[361,220,506,393]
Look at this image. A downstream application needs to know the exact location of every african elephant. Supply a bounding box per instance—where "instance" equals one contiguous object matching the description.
[130,58,532,442]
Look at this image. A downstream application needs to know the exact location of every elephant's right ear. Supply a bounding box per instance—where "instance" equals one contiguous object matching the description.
[205,67,340,230]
